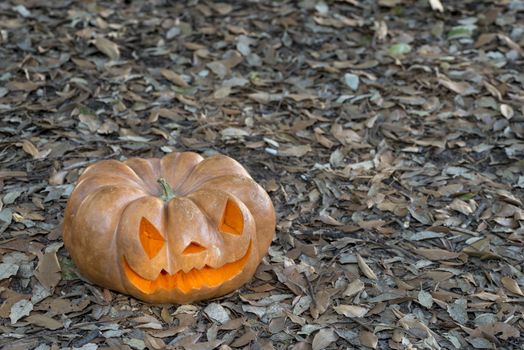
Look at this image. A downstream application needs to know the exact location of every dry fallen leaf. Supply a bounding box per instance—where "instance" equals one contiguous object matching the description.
[501,276,524,296]
[469,322,520,340]
[418,290,434,308]
[279,145,312,157]
[438,77,477,96]
[447,298,468,324]
[312,328,338,350]
[429,0,444,12]
[334,304,369,318]
[160,68,189,87]
[343,279,365,297]
[500,104,514,120]
[34,251,61,290]
[357,254,378,280]
[94,36,120,60]
[10,299,33,324]
[20,139,39,158]
[0,263,19,280]
[360,330,378,349]
[25,314,63,330]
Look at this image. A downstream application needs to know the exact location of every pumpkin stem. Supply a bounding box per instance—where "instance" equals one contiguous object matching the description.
[158,178,177,202]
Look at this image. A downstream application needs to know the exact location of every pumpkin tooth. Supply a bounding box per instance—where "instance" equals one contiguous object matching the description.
[158,270,168,289]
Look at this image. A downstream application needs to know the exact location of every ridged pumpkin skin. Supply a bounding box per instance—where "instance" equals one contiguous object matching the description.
[62,152,275,304]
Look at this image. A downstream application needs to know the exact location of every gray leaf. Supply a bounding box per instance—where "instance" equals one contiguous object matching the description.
[10,299,33,324]
[448,298,468,324]
[0,263,19,280]
[344,73,360,91]
[204,303,230,324]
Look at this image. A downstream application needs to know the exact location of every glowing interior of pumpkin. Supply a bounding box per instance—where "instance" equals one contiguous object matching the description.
[139,218,165,258]
[220,199,244,235]
[124,198,250,294]
[123,243,252,293]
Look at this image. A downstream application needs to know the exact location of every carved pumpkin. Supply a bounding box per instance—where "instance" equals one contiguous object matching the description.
[62,152,275,304]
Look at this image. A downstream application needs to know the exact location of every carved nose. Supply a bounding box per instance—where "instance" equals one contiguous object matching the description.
[182,242,206,255]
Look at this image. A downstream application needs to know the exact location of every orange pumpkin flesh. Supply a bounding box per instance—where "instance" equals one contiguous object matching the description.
[123,242,252,294]
[62,152,275,304]
[139,218,165,259]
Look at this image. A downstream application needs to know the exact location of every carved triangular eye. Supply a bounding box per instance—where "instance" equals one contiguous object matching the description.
[139,217,165,259]
[219,199,244,235]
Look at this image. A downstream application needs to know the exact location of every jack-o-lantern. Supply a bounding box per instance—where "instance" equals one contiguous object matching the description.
[62,152,275,304]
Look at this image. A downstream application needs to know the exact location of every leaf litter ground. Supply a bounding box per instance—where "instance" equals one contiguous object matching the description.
[0,0,523,349]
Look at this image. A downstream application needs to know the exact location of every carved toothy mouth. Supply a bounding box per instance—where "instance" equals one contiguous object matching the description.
[123,243,252,294]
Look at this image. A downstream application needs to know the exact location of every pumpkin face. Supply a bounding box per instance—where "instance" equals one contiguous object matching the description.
[62,152,275,304]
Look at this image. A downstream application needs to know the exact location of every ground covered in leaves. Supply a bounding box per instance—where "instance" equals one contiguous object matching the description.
[0,0,523,349]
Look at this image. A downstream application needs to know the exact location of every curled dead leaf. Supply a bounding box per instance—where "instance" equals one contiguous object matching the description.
[360,330,378,349]
[438,77,477,96]
[343,279,365,297]
[94,36,120,60]
[160,69,189,87]
[501,276,524,296]
[429,0,444,12]
[357,254,378,280]
[334,304,369,318]
[312,328,338,350]
[34,251,62,290]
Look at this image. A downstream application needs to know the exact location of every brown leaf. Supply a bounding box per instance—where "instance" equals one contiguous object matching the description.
[438,77,477,96]
[144,334,166,349]
[331,124,362,144]
[449,198,475,215]
[475,33,497,48]
[357,254,378,280]
[462,237,497,259]
[310,290,332,319]
[0,171,27,179]
[79,113,101,133]
[20,139,39,158]
[312,328,338,350]
[343,279,365,297]
[334,304,369,318]
[25,314,63,330]
[279,145,312,157]
[17,140,51,160]
[160,69,189,87]
[359,330,378,349]
[501,276,524,296]
[469,322,520,340]
[34,251,61,290]
[213,86,232,99]
[211,3,233,15]
[6,80,43,91]
[94,36,120,60]
[414,248,461,261]
[230,328,257,347]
